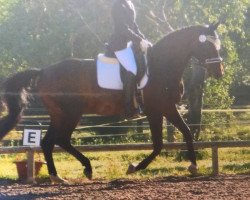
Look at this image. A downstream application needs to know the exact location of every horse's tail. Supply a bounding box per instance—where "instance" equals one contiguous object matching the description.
[0,69,41,140]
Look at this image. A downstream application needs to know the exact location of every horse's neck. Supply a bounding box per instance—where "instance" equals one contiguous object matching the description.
[149,28,198,90]
[151,29,197,75]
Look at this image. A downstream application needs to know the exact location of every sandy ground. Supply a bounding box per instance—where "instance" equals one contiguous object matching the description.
[0,174,249,200]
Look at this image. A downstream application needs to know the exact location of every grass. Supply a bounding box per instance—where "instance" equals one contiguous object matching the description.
[0,148,249,181]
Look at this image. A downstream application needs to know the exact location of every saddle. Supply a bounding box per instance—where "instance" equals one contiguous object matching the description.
[96,54,148,90]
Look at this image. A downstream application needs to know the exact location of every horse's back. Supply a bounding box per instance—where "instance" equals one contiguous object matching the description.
[37,58,124,116]
[42,58,95,78]
[38,58,97,91]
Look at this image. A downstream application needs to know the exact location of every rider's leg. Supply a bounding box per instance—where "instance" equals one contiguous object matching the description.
[133,47,146,78]
[133,49,146,114]
[115,46,138,119]
[123,70,136,118]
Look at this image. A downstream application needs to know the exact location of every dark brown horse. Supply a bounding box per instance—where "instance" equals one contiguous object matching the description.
[0,23,224,183]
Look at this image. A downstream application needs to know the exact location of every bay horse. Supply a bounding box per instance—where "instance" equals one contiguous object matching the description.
[0,23,224,183]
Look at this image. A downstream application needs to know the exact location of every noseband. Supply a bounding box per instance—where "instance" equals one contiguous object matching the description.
[204,57,223,65]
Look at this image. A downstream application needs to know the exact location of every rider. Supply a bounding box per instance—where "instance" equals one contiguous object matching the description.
[105,0,151,119]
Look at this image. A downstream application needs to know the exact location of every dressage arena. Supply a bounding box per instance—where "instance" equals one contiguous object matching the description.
[0,175,249,199]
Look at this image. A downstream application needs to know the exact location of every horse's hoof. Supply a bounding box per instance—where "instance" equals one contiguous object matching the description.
[126,163,137,175]
[49,175,69,184]
[84,168,93,180]
[188,164,198,175]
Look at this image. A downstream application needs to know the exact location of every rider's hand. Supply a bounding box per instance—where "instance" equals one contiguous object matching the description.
[140,39,152,53]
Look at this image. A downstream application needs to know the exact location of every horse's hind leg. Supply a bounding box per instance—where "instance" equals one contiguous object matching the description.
[53,113,92,180]
[41,123,72,183]
[41,124,60,182]
[56,137,92,180]
[42,108,92,183]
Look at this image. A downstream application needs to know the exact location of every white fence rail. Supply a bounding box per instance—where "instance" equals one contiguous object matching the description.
[0,141,249,182]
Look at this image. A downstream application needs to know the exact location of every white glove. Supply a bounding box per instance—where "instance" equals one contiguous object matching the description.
[140,39,152,53]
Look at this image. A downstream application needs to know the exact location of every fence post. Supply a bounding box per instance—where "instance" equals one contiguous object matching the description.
[166,121,175,142]
[136,119,143,134]
[26,149,35,183]
[212,146,219,175]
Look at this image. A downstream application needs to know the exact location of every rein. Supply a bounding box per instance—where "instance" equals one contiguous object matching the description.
[76,116,147,130]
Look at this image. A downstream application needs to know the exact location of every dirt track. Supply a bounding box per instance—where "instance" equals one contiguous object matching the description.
[0,175,249,200]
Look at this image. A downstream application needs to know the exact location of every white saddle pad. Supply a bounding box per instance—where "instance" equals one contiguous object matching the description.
[97,54,148,90]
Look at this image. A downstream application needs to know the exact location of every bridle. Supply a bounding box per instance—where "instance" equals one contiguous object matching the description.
[198,34,223,66]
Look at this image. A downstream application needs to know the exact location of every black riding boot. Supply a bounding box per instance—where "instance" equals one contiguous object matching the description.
[133,47,146,114]
[123,71,136,119]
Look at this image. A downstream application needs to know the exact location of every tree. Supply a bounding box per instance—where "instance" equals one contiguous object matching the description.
[0,0,111,81]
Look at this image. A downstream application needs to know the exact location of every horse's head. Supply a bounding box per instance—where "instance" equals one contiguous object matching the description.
[191,22,224,79]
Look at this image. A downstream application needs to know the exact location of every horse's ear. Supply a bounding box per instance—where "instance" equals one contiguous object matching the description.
[209,21,220,31]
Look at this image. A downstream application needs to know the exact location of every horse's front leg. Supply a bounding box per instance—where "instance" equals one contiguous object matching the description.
[164,103,198,174]
[127,112,163,174]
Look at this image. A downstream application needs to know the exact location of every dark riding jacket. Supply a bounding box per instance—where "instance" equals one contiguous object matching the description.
[106,0,145,56]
